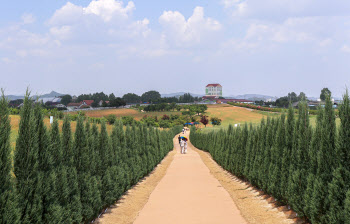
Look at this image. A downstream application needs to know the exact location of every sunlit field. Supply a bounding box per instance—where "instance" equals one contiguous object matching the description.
[202,104,280,132]
[67,108,182,120]
[9,115,114,149]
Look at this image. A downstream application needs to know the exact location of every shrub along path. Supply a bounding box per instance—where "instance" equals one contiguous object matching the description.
[133,132,246,224]
[100,132,293,224]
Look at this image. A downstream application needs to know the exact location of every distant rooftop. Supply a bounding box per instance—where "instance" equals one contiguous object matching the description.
[206,84,222,87]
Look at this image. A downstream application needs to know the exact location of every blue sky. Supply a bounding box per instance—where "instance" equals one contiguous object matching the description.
[1,0,350,97]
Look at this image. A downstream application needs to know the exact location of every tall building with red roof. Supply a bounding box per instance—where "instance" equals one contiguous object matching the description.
[205,84,222,97]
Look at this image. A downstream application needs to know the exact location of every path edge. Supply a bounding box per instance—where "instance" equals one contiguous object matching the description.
[97,136,179,224]
[188,138,296,224]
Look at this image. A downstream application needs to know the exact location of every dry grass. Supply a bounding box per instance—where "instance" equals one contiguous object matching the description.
[69,108,139,118]
[9,115,113,149]
[68,109,182,121]
[202,104,280,132]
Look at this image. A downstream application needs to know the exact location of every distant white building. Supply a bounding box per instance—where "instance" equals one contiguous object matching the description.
[205,84,222,97]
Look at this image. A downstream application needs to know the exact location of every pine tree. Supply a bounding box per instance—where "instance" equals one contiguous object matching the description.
[61,116,82,223]
[243,123,254,179]
[289,100,311,216]
[345,190,350,224]
[269,114,285,199]
[62,116,74,167]
[311,95,336,222]
[99,120,115,205]
[327,166,349,223]
[0,90,20,223]
[326,90,350,223]
[50,119,73,223]
[252,118,265,187]
[76,118,103,222]
[304,105,323,218]
[280,105,295,202]
[311,93,337,223]
[14,90,43,223]
[34,105,62,223]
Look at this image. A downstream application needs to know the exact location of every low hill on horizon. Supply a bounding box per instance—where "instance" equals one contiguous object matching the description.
[6,91,66,101]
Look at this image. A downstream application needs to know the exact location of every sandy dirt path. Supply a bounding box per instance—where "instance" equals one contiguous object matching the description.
[133,132,247,224]
[99,132,294,224]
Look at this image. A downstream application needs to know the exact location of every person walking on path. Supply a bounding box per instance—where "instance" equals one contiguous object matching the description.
[178,135,181,145]
[183,140,188,154]
[180,139,185,154]
[182,128,185,134]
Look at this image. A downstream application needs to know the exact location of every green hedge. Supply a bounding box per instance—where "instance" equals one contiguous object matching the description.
[2,91,181,224]
[192,94,350,223]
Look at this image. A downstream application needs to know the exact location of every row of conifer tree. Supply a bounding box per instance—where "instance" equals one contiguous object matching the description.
[191,92,350,224]
[0,91,181,224]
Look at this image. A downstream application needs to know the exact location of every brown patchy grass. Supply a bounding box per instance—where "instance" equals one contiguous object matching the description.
[203,104,280,132]
[68,109,182,121]
[9,115,113,149]
[69,108,139,118]
[207,104,266,125]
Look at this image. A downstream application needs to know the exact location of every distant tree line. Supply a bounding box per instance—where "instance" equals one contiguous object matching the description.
[59,92,125,108]
[123,91,200,104]
[60,91,200,108]
[191,91,350,224]
[275,92,307,108]
[0,90,182,224]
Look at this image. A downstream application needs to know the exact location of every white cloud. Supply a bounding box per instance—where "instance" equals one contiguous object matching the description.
[159,6,221,45]
[48,0,149,42]
[49,2,84,26]
[341,45,350,53]
[244,17,334,44]
[50,26,72,40]
[16,50,28,57]
[83,0,135,22]
[222,0,350,20]
[49,0,135,25]
[21,14,36,24]
[1,57,12,64]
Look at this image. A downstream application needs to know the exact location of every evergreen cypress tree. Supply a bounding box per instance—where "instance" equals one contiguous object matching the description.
[61,116,82,223]
[252,118,265,186]
[0,91,20,224]
[243,123,254,179]
[99,120,115,205]
[311,93,336,223]
[280,105,295,202]
[304,105,323,218]
[327,166,349,223]
[33,105,62,223]
[50,119,71,223]
[14,90,43,223]
[337,89,350,172]
[345,190,350,224]
[289,100,311,216]
[269,114,285,198]
[259,117,272,190]
[74,116,101,222]
[326,90,350,223]
[90,123,100,177]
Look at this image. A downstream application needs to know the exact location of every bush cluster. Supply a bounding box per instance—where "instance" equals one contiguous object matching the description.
[191,93,350,223]
[227,102,281,112]
[0,91,181,224]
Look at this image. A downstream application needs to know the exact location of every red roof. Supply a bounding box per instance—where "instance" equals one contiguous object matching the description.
[202,96,217,99]
[83,100,94,106]
[206,84,222,87]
